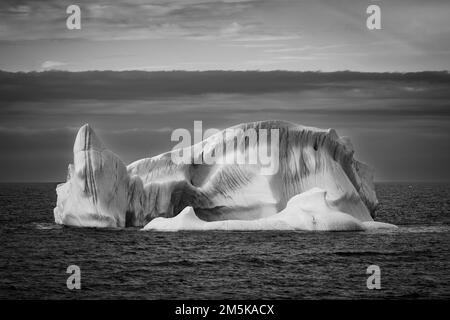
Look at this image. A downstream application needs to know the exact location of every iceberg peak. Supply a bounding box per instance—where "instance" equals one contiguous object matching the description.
[73,123,104,153]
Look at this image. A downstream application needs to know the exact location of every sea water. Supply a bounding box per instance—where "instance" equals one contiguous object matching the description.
[0,182,449,299]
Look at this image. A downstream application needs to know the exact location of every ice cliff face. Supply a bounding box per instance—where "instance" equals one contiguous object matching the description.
[54,125,129,227]
[54,121,383,230]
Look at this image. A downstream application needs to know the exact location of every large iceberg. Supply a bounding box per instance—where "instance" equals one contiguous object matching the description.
[54,120,395,231]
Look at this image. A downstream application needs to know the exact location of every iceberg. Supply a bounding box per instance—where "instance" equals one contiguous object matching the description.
[54,120,395,230]
[143,188,397,231]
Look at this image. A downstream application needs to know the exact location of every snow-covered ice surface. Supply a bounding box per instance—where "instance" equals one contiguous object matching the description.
[54,121,394,230]
[143,188,397,231]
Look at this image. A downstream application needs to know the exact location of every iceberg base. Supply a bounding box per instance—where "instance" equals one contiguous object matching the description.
[142,188,397,232]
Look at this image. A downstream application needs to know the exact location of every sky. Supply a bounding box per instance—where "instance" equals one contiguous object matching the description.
[0,0,449,182]
[0,0,449,72]
[0,71,449,182]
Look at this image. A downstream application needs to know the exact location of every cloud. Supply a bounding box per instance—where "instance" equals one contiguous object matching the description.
[0,0,296,43]
[41,61,67,70]
[0,0,261,41]
[1,70,449,102]
[232,34,302,42]
[0,126,78,135]
[264,44,345,53]
[220,22,244,36]
[0,70,449,181]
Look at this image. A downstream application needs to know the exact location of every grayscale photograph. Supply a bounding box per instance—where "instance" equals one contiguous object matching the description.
[0,0,449,311]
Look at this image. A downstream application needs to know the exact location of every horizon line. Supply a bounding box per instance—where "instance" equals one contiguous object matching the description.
[1,180,450,184]
[1,69,449,74]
